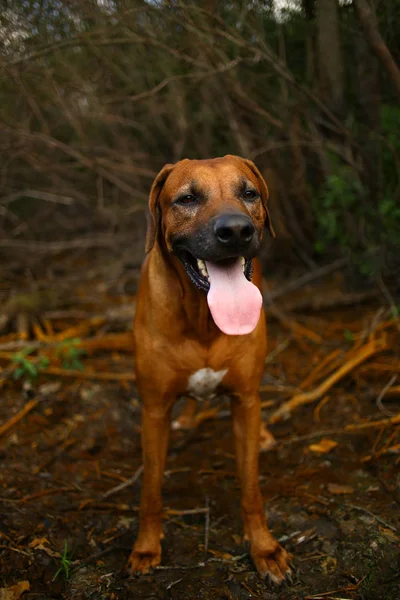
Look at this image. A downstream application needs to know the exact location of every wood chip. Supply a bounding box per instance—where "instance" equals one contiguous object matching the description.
[327,483,354,495]
[308,438,338,454]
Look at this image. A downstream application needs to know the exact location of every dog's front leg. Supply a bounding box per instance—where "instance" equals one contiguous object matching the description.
[231,394,291,584]
[127,401,172,575]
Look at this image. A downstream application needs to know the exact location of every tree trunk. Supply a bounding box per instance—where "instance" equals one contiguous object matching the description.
[354,0,400,104]
[355,29,382,196]
[317,0,344,116]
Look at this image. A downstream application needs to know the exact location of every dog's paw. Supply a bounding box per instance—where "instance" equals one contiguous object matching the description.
[126,546,161,575]
[251,543,292,584]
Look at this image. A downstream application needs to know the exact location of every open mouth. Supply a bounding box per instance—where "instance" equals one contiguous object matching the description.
[178,251,254,292]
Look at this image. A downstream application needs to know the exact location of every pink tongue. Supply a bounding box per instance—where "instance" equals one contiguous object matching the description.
[205,258,263,335]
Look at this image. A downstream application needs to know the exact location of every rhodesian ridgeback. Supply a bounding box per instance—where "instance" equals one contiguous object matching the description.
[127,155,292,583]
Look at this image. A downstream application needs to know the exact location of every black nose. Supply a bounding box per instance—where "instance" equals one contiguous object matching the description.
[214,213,255,246]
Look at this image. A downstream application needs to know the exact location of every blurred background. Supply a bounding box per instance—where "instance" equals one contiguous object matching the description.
[1,0,399,287]
[1,2,400,597]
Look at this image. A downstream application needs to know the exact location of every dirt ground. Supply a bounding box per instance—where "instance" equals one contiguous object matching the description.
[0,251,399,600]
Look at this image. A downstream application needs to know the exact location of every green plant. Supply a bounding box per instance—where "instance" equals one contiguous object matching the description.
[314,166,364,255]
[12,348,49,383]
[344,329,354,342]
[56,338,86,371]
[53,541,73,581]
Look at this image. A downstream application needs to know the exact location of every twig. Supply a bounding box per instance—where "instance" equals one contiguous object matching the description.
[19,487,76,504]
[102,465,143,499]
[344,412,400,431]
[154,553,247,571]
[0,397,40,438]
[204,496,210,557]
[377,275,400,333]
[41,367,136,381]
[345,503,398,532]
[155,562,206,571]
[265,338,291,364]
[376,375,398,417]
[280,414,400,446]
[268,338,387,424]
[0,189,75,206]
[0,544,32,557]
[299,349,342,390]
[70,543,127,573]
[166,578,183,590]
[264,258,348,303]
[285,289,379,312]
[265,303,323,343]
[0,235,129,252]
[166,507,210,516]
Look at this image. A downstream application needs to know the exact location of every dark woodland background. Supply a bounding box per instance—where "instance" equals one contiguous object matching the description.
[1,3,400,597]
[1,0,400,287]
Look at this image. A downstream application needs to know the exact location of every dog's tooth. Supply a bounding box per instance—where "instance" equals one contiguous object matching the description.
[240,257,245,272]
[197,259,209,280]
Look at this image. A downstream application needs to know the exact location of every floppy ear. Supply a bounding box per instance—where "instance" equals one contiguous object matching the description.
[145,163,175,253]
[239,158,276,238]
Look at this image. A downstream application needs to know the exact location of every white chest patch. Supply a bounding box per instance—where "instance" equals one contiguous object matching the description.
[187,368,228,400]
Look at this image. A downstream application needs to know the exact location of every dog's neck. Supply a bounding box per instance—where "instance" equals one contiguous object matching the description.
[150,242,220,341]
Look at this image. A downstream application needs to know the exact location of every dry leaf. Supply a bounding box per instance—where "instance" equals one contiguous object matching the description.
[198,545,233,560]
[327,483,354,495]
[320,556,337,574]
[379,526,398,542]
[0,581,30,600]
[28,537,50,548]
[231,534,241,545]
[309,438,338,454]
[28,537,59,558]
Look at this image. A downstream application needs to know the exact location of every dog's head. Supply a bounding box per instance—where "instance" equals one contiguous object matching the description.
[146,155,274,288]
[145,155,274,335]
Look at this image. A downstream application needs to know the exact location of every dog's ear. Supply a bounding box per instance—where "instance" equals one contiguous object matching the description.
[239,158,276,238]
[145,163,175,253]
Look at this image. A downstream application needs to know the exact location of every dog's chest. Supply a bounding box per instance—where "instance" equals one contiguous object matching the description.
[187,367,228,400]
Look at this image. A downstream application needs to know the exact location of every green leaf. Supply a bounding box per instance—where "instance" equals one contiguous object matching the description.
[344,329,354,342]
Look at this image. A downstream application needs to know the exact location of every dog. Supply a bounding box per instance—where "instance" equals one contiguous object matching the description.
[127,155,291,583]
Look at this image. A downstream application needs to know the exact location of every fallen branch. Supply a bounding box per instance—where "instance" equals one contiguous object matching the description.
[102,464,143,499]
[344,412,400,432]
[41,366,136,381]
[345,503,398,532]
[51,316,106,342]
[262,281,323,343]
[266,304,323,344]
[268,337,388,424]
[264,258,348,303]
[19,487,76,504]
[0,397,40,438]
[0,235,129,252]
[281,415,400,446]
[286,289,378,312]
[299,349,342,390]
[77,333,134,355]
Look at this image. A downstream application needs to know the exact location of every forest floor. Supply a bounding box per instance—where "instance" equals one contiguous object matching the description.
[0,250,399,600]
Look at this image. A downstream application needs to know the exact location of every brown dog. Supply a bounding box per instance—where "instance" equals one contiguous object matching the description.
[127,155,291,583]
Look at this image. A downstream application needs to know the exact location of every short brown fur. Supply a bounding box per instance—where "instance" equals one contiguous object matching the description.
[127,155,291,583]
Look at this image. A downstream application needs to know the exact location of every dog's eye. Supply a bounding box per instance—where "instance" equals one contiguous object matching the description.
[243,190,258,201]
[177,194,197,205]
